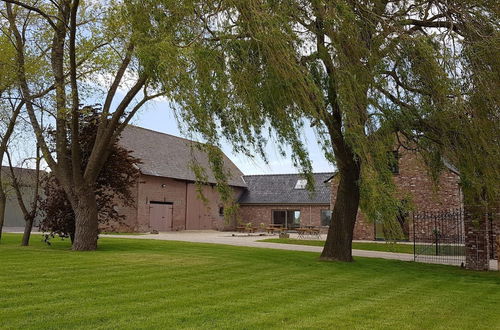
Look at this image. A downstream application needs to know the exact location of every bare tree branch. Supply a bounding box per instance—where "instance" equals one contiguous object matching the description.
[1,0,58,30]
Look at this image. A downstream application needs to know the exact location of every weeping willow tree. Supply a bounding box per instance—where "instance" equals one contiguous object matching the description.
[391,1,500,213]
[130,0,499,261]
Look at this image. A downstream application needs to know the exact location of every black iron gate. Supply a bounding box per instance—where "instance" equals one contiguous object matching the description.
[413,209,465,266]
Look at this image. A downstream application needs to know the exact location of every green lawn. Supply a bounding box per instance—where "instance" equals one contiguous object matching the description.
[1,234,499,329]
[259,238,415,254]
[259,238,466,256]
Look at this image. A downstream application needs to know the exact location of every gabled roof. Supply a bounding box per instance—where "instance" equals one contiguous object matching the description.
[118,126,246,187]
[238,172,334,205]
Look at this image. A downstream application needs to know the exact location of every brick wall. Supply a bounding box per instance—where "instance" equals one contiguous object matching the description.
[395,149,462,212]
[105,174,244,232]
[353,213,375,240]
[100,181,139,233]
[330,149,462,241]
[185,183,244,231]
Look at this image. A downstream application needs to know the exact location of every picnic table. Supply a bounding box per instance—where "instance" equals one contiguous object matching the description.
[296,226,321,239]
[266,224,285,234]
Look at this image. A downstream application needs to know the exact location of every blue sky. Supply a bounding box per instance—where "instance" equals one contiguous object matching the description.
[130,99,334,175]
[4,92,333,175]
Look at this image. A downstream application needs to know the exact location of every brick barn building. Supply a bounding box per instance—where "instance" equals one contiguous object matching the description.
[104,126,464,240]
[108,126,247,232]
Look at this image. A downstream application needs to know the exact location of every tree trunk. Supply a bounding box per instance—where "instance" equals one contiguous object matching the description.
[320,165,361,262]
[0,192,6,242]
[21,215,34,246]
[71,186,99,251]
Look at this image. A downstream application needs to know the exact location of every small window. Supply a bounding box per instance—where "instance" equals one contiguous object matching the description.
[321,210,332,226]
[218,206,224,217]
[388,151,399,174]
[294,179,307,189]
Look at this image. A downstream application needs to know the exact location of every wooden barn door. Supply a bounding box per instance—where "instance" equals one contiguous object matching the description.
[149,203,173,232]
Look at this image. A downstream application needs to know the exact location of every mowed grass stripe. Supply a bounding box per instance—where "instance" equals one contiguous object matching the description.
[1,233,499,329]
[258,238,417,254]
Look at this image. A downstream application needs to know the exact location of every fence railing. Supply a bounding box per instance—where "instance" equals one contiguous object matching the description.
[413,209,465,266]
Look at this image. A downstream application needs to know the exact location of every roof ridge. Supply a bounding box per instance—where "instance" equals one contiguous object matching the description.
[243,172,335,177]
[126,124,203,145]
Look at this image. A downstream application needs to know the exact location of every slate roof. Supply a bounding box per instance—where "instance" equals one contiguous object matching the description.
[238,172,334,205]
[118,126,247,187]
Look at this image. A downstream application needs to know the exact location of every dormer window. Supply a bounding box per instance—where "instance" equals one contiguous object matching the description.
[294,179,307,189]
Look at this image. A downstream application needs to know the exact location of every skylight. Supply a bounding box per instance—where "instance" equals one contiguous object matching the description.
[294,179,307,189]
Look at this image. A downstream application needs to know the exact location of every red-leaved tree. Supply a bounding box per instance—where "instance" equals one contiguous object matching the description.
[39,107,141,243]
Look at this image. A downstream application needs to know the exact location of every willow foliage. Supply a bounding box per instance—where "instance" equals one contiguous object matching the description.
[129,1,499,234]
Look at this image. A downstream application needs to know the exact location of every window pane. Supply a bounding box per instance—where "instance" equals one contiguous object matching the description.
[285,210,300,228]
[273,211,286,226]
[294,179,307,189]
[321,210,332,226]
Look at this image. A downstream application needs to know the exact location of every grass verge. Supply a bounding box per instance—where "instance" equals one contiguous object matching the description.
[258,238,415,254]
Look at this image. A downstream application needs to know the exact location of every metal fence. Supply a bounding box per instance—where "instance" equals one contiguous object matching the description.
[413,209,465,266]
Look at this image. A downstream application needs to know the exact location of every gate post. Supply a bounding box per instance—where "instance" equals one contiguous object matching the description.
[497,236,500,271]
[464,206,490,271]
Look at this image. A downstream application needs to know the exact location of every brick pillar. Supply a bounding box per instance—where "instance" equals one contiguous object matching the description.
[497,236,500,271]
[492,217,499,260]
[464,207,491,271]
[493,215,500,271]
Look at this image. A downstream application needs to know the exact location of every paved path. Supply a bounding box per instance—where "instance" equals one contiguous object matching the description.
[6,228,497,270]
[101,230,498,270]
[104,232,414,262]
